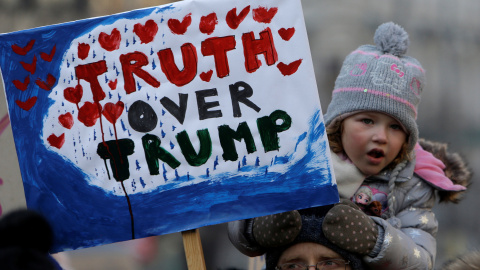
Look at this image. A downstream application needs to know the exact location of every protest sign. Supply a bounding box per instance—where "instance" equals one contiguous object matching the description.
[0,0,338,252]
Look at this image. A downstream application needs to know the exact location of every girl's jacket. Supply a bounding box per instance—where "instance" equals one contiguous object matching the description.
[228,139,471,270]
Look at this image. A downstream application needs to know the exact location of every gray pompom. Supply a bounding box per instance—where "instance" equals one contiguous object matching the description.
[374,22,409,56]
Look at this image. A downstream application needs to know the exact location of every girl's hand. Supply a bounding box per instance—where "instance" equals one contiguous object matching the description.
[252,210,302,248]
[322,199,378,255]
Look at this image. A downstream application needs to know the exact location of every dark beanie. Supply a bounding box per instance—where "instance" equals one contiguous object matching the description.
[0,209,58,270]
[265,206,366,270]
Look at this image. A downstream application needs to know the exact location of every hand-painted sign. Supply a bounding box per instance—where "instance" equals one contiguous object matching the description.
[0,0,338,252]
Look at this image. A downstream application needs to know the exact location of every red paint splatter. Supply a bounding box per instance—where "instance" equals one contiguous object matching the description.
[15,96,37,111]
[199,13,218,35]
[64,84,83,105]
[102,101,124,124]
[12,76,30,91]
[11,39,35,55]
[58,112,74,129]
[108,79,118,90]
[47,133,65,149]
[226,6,250,29]
[35,73,56,91]
[99,28,121,51]
[277,59,303,76]
[252,6,278,24]
[20,55,37,74]
[278,27,295,41]
[168,13,192,35]
[133,19,158,44]
[40,45,56,62]
[78,101,100,127]
[199,70,213,82]
[78,43,90,60]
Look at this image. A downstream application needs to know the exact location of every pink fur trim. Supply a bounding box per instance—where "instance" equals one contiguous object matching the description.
[414,144,466,191]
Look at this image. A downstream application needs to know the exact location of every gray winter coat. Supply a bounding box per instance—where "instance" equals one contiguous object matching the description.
[354,139,470,269]
[227,139,471,270]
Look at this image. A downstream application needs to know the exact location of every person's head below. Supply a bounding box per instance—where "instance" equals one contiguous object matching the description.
[324,22,425,176]
[274,242,352,270]
[260,207,366,270]
[0,209,58,270]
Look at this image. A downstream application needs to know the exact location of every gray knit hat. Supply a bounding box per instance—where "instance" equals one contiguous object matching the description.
[263,207,366,270]
[323,22,425,153]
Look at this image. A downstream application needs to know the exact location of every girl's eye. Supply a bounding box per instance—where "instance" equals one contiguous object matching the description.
[361,118,373,124]
[390,124,402,130]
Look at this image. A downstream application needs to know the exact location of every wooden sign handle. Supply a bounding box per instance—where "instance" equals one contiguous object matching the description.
[182,229,207,270]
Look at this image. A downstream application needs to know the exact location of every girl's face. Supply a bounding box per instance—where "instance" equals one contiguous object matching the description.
[341,112,407,176]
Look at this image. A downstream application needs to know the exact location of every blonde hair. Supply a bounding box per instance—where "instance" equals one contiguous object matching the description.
[326,119,411,170]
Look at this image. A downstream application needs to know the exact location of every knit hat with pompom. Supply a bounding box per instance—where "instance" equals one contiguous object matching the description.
[323,22,425,153]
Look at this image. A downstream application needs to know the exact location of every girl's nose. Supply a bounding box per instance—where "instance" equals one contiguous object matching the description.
[372,126,387,143]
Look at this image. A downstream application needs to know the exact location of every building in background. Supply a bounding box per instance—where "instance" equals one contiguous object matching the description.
[1,0,479,269]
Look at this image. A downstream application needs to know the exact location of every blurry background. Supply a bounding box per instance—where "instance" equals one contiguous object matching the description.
[0,0,479,269]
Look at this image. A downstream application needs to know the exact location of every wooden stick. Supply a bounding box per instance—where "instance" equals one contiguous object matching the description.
[182,229,207,270]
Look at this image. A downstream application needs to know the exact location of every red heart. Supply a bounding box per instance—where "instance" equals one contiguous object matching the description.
[102,101,124,124]
[226,6,250,29]
[35,74,56,91]
[58,112,74,129]
[133,19,158,44]
[64,84,83,104]
[277,59,303,76]
[78,43,90,60]
[108,79,118,90]
[252,6,278,24]
[15,96,37,111]
[78,102,100,127]
[11,40,35,56]
[199,13,218,35]
[40,45,56,62]
[168,13,192,35]
[20,55,37,75]
[200,70,213,82]
[99,28,121,52]
[278,27,295,41]
[12,75,30,91]
[47,133,65,149]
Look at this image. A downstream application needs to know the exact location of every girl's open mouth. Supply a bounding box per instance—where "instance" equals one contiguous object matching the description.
[367,149,385,159]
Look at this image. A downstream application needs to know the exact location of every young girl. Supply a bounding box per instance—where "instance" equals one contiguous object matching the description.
[228,22,471,269]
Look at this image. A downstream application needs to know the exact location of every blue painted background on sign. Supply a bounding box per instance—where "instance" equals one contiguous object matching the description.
[0,3,338,252]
